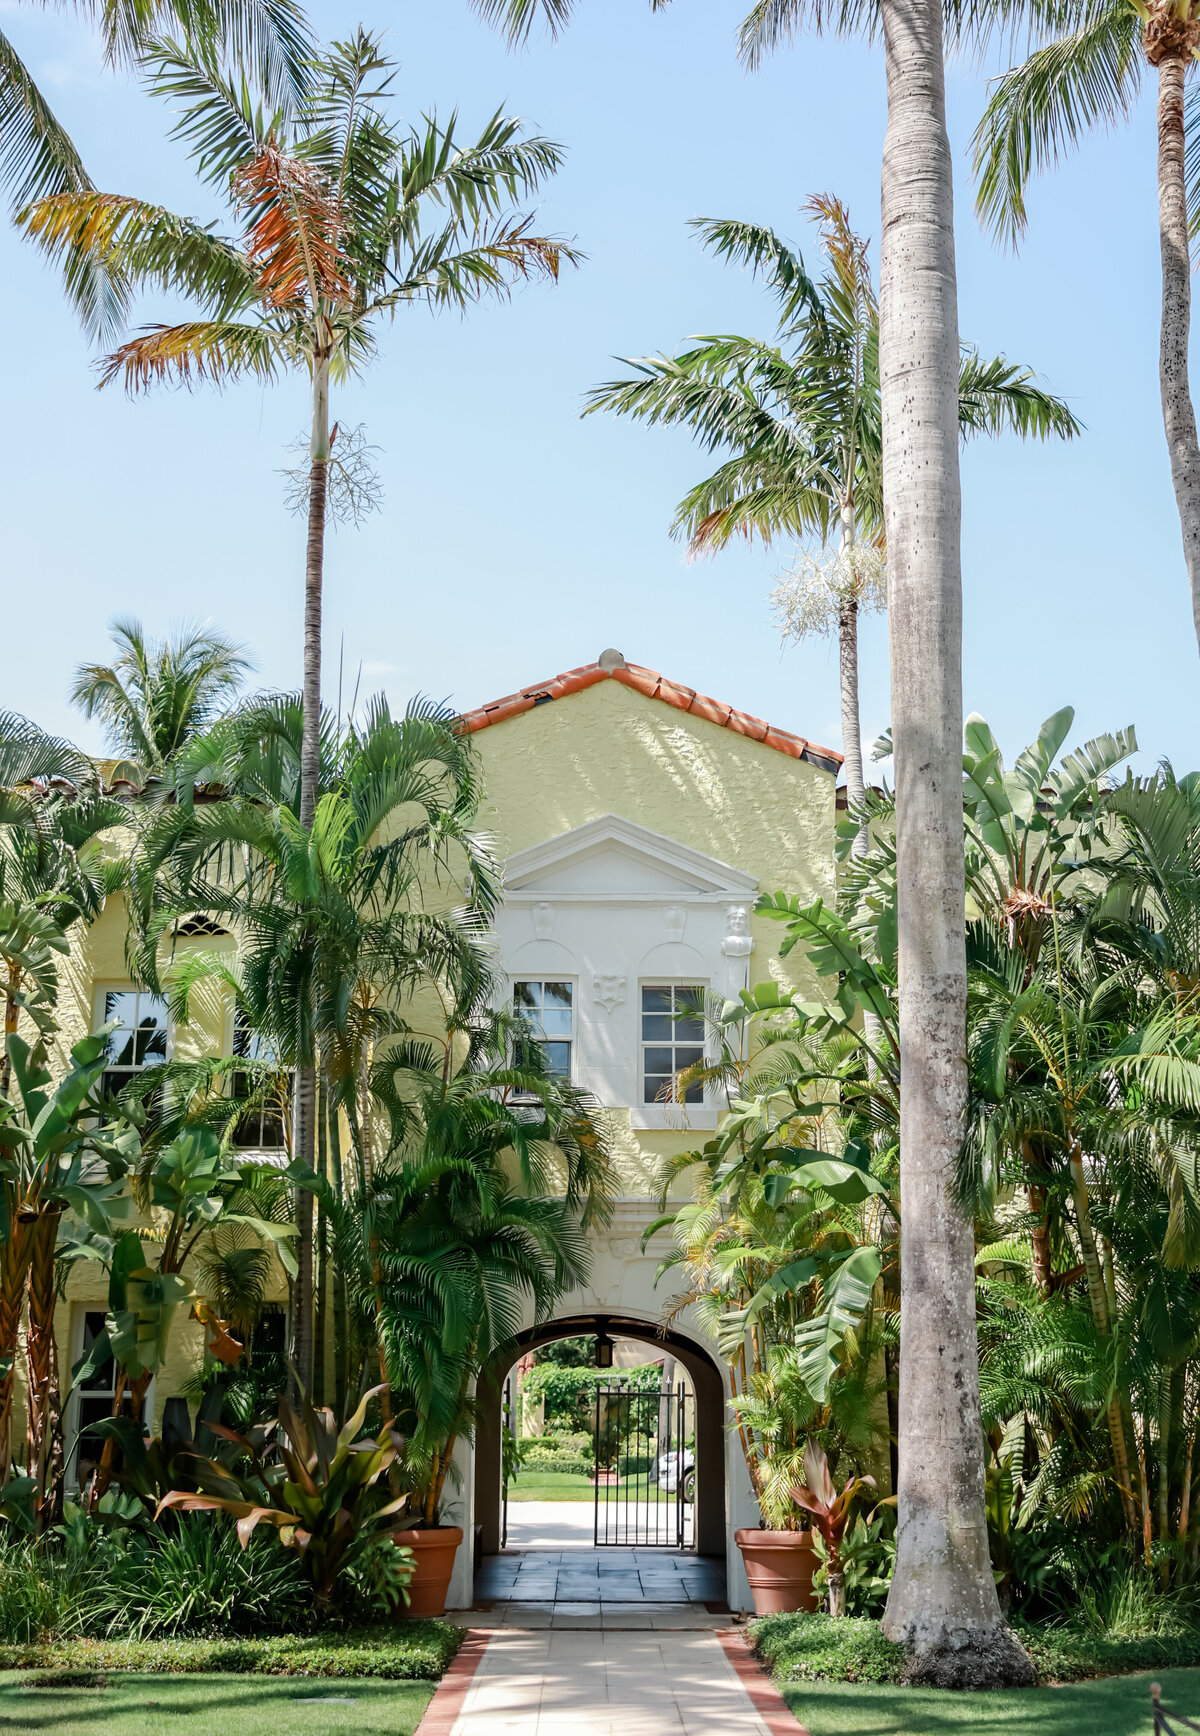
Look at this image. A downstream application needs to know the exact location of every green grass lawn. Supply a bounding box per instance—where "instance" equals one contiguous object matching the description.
[0,1670,434,1734]
[779,1668,1196,1735]
[508,1469,680,1503]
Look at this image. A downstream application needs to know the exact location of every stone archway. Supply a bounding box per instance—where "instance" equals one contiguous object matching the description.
[474,1312,727,1562]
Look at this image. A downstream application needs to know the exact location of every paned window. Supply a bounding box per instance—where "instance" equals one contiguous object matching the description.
[71,1309,117,1490]
[232,1007,289,1150]
[97,988,168,1100]
[641,985,705,1104]
[513,980,573,1081]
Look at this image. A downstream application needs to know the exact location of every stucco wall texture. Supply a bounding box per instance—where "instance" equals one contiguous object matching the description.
[471,673,838,1194]
[42,666,838,1455]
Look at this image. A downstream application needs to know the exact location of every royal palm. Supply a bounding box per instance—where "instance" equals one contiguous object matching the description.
[23,29,578,1381]
[587,195,1078,852]
[971,0,1200,660]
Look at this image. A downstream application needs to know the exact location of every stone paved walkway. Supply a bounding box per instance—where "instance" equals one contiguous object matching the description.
[434,1627,797,1736]
[476,1543,726,1609]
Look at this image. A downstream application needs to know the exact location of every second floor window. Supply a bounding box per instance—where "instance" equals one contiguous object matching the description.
[513,980,573,1082]
[98,989,168,1100]
[642,985,705,1104]
[232,1008,289,1149]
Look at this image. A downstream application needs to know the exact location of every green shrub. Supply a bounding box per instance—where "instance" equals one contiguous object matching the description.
[84,1516,312,1640]
[749,1612,906,1684]
[0,1532,97,1643]
[1018,1621,1200,1683]
[522,1451,592,1475]
[0,1624,462,1680]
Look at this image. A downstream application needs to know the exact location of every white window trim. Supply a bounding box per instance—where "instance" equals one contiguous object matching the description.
[65,1303,154,1493]
[229,1004,292,1155]
[633,979,717,1131]
[510,975,577,1093]
[92,982,172,1089]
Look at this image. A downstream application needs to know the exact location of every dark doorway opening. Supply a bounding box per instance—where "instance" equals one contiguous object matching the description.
[475,1305,725,1583]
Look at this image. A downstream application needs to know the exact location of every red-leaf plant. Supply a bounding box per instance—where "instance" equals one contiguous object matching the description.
[791,1438,877,1618]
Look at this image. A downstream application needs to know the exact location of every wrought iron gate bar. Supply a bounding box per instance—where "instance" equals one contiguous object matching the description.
[592,1382,694,1549]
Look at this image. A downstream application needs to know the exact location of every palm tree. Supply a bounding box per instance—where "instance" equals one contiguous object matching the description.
[586,196,1079,856]
[129,693,504,1396]
[22,29,576,843]
[474,0,1029,1678]
[1,0,311,305]
[326,989,613,1524]
[22,28,580,1385]
[970,0,1200,659]
[733,0,1032,1681]
[70,617,250,781]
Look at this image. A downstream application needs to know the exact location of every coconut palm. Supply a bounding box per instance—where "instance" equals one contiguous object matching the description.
[586,196,1079,856]
[22,28,579,1382]
[970,0,1200,659]
[70,617,250,781]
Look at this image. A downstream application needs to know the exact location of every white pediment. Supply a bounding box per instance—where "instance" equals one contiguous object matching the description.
[503,814,758,903]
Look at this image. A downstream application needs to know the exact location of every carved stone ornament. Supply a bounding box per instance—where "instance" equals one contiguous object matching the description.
[532,901,555,940]
[664,905,687,943]
[593,973,626,1013]
[722,904,755,958]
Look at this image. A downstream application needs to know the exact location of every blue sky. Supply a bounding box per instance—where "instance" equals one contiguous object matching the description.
[2,0,1188,774]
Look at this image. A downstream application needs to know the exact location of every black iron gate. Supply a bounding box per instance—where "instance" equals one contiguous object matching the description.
[501,1375,514,1549]
[592,1383,694,1547]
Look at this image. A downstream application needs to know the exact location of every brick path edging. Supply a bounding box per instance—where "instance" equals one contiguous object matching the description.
[717,1628,811,1736]
[414,1629,491,1736]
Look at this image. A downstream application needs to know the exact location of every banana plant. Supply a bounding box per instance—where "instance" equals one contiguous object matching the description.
[75,1124,296,1500]
[961,708,1137,956]
[0,1029,137,1508]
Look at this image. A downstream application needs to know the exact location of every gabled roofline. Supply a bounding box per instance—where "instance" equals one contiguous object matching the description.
[504,812,760,900]
[458,650,843,775]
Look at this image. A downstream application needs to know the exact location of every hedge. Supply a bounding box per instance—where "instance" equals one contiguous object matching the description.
[522,1452,592,1475]
[0,1624,463,1681]
[748,1610,1200,1688]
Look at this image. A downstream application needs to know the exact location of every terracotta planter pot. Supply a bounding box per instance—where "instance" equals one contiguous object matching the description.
[394,1525,463,1618]
[734,1527,819,1616]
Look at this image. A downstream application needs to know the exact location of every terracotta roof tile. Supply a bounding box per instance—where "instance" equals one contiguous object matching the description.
[457,654,843,773]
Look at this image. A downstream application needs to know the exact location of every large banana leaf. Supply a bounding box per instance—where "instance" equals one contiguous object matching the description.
[793,1245,882,1403]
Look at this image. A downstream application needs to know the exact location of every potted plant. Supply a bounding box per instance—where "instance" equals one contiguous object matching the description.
[729,1363,821,1615]
[649,993,894,1615]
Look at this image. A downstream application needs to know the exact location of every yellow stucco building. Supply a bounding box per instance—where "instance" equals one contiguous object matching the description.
[50,647,841,1611]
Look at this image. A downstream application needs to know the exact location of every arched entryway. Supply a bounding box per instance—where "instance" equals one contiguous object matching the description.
[474,1312,727,1564]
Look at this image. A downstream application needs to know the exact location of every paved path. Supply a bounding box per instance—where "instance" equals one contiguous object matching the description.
[476,1540,726,1610]
[425,1627,799,1736]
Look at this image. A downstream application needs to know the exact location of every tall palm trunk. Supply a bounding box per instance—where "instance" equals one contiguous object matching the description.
[1152,40,1200,657]
[0,1217,32,1482]
[290,346,332,1399]
[24,1208,62,1528]
[876,0,1032,1685]
[837,504,869,861]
